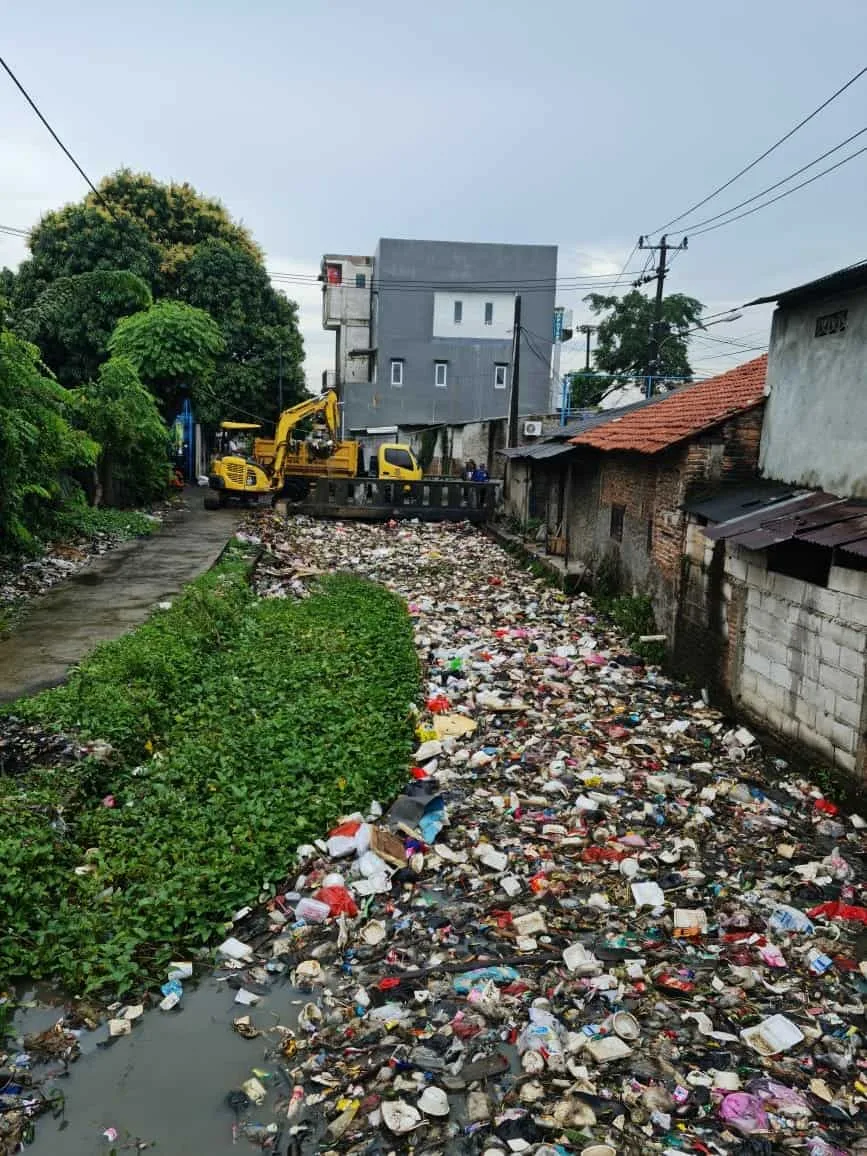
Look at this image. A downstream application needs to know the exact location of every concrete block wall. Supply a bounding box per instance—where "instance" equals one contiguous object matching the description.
[730,547,867,775]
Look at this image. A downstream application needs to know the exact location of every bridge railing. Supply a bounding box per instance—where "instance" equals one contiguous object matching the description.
[299,477,501,522]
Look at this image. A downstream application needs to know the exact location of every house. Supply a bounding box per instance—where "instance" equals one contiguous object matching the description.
[679,261,867,780]
[321,239,558,438]
[559,357,767,636]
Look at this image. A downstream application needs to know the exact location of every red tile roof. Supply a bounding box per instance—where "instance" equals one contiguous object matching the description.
[569,354,767,454]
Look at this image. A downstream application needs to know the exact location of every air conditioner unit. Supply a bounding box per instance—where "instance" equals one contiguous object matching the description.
[523,421,543,437]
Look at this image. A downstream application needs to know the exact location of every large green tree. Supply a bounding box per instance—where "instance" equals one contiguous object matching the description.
[6,170,305,422]
[583,289,704,382]
[108,300,225,417]
[16,270,153,387]
[73,357,170,507]
[0,329,97,549]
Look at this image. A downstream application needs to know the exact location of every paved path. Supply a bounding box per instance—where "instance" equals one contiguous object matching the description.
[0,491,240,702]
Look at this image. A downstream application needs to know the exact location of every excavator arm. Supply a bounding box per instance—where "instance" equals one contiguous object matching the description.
[272,390,340,478]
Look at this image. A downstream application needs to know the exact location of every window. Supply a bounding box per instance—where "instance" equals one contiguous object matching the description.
[325,263,342,285]
[610,504,625,542]
[453,300,463,324]
[384,447,414,470]
[484,301,494,325]
[434,361,448,388]
[494,363,508,389]
[355,273,366,288]
[390,359,404,387]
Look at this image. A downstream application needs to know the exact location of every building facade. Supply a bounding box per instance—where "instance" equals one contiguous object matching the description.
[322,238,557,433]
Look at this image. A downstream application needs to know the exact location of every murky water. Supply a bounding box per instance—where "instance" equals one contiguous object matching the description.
[22,978,307,1156]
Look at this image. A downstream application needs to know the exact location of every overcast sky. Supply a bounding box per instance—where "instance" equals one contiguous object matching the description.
[2,0,865,391]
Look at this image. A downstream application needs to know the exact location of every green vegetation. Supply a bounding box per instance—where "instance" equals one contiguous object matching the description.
[5,169,305,424]
[0,329,98,551]
[0,562,418,995]
[108,300,225,417]
[46,499,157,544]
[583,288,705,381]
[599,592,667,664]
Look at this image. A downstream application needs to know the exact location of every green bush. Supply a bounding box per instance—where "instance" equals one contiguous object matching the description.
[1,565,418,994]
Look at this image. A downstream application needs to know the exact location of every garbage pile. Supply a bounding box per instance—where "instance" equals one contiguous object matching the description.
[0,1016,78,1153]
[210,517,867,1152]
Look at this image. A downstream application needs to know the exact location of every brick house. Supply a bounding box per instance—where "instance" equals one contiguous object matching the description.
[677,261,867,781]
[564,356,768,643]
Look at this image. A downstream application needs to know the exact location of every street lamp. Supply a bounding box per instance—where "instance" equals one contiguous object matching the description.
[649,312,744,396]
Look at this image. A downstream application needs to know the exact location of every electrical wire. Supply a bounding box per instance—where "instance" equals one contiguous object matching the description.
[677,125,867,235]
[0,55,117,219]
[689,142,867,237]
[645,62,867,236]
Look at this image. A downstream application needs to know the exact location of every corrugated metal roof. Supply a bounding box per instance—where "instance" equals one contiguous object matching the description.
[703,488,867,556]
[500,441,578,461]
[684,481,801,522]
[747,259,867,307]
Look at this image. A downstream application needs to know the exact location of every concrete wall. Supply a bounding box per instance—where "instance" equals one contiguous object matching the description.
[345,238,557,430]
[708,543,867,778]
[322,255,373,392]
[760,284,867,496]
[432,291,514,340]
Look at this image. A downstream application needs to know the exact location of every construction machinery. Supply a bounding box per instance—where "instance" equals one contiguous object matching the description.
[205,390,422,508]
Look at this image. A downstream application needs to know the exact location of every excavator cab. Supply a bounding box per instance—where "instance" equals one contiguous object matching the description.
[206,421,272,508]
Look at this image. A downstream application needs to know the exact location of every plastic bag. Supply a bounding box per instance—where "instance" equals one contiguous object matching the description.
[718,1092,768,1134]
[314,885,358,917]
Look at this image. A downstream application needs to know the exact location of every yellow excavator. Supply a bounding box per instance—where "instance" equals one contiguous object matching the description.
[205,390,422,508]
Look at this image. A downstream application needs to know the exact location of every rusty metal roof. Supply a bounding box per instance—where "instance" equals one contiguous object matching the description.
[703,489,867,556]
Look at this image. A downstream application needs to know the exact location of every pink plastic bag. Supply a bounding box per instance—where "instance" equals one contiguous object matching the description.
[719,1092,768,1135]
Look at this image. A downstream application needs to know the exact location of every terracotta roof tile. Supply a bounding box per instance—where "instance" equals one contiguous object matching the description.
[569,355,767,454]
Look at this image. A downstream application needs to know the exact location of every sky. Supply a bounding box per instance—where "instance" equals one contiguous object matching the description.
[2,0,866,394]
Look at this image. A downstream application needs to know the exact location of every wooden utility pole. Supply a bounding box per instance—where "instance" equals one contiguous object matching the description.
[578,323,596,371]
[507,294,522,447]
[638,233,687,397]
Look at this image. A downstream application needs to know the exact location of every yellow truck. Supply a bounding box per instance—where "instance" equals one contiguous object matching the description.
[206,390,421,508]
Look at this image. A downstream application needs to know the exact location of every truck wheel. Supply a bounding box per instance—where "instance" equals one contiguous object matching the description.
[203,493,221,511]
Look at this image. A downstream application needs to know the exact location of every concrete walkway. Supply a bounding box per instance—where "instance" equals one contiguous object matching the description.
[0,491,240,703]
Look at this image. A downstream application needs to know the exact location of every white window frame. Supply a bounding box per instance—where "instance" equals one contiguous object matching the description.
[494,363,508,389]
[453,300,463,324]
[390,358,404,387]
[484,301,494,325]
[434,361,448,388]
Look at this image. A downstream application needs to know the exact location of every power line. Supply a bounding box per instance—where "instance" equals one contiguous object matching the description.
[0,54,117,219]
[646,63,867,236]
[680,124,867,234]
[689,142,867,237]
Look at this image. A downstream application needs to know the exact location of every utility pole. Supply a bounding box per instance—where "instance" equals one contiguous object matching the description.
[508,295,522,447]
[638,233,687,398]
[578,323,596,371]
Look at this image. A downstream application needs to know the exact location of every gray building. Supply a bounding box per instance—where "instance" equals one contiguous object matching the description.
[322,238,557,433]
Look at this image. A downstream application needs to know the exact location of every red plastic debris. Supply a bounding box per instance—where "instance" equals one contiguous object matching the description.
[807,900,867,924]
[313,886,359,918]
[813,798,840,816]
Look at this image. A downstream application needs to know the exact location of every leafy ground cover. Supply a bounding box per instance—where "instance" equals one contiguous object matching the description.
[0,555,418,994]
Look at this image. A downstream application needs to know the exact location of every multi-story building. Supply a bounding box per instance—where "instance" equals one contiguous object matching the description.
[321,238,557,434]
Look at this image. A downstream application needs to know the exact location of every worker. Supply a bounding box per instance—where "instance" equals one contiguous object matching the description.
[471,462,489,483]
[463,459,476,481]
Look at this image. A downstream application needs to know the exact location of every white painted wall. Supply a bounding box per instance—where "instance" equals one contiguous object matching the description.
[760,286,867,496]
[432,291,514,340]
[727,544,867,774]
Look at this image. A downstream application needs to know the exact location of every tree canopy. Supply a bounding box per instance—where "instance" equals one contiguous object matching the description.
[583,290,704,382]
[6,169,305,423]
[16,270,153,388]
[108,300,225,416]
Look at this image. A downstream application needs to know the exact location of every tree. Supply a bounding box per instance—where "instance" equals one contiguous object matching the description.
[73,357,169,507]
[0,329,97,550]
[10,170,305,420]
[16,270,152,387]
[108,301,225,416]
[583,289,705,381]
[565,372,611,409]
